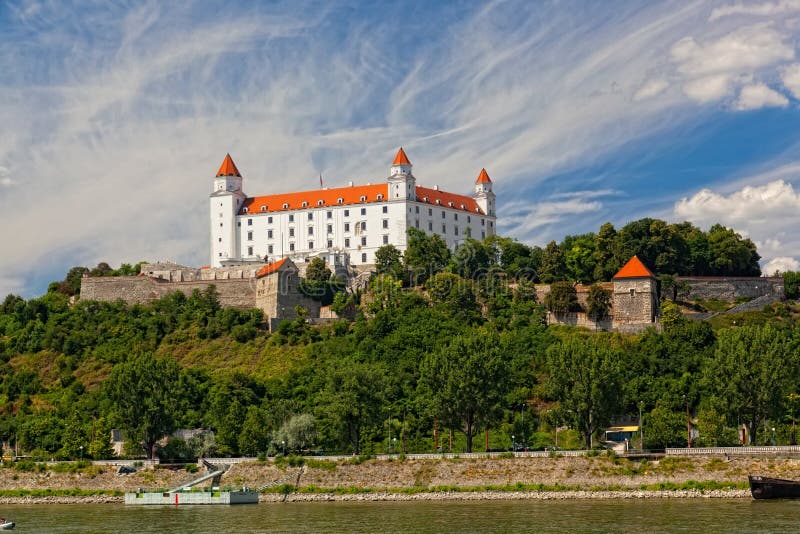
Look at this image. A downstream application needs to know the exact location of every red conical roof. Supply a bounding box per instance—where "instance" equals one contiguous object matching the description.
[216,154,241,177]
[613,255,656,279]
[476,168,492,184]
[392,147,411,166]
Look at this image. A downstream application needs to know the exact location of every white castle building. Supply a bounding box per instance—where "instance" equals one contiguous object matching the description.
[209,148,497,268]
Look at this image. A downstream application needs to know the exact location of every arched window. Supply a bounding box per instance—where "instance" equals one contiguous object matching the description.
[260,205,266,212]
[283,203,289,209]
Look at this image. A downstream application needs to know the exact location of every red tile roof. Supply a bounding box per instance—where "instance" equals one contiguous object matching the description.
[415,186,483,213]
[216,154,241,177]
[613,256,656,279]
[392,147,411,166]
[240,183,484,215]
[256,258,289,278]
[476,168,492,184]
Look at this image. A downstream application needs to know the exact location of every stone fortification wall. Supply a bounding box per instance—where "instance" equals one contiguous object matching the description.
[676,277,783,301]
[141,262,264,282]
[547,312,612,331]
[80,276,256,309]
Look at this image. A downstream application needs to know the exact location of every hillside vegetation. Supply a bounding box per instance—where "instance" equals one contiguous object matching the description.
[0,221,796,462]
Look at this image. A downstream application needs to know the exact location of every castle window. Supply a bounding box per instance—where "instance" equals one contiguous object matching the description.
[327,224,333,234]
[317,200,324,206]
[327,239,333,248]
[460,204,465,209]
[243,207,249,213]
[283,203,289,209]
[630,288,636,297]
[442,224,446,233]
[344,209,349,217]
[361,236,367,246]
[219,252,222,257]
[383,235,389,245]
[268,245,273,254]
[481,231,485,239]
[237,222,241,227]
[289,214,294,222]
[219,223,223,227]
[360,195,366,202]
[268,216,273,224]
[219,213,223,218]
[428,208,432,216]
[489,221,493,228]
[345,238,350,247]
[436,199,441,205]
[308,227,313,235]
[247,246,253,256]
[302,201,308,207]
[448,201,454,207]
[382,219,389,229]
[362,253,367,263]
[467,215,471,223]
[289,243,295,252]
[268,230,273,239]
[454,227,459,236]
[361,221,366,231]
[428,222,433,231]
[377,194,383,200]
[361,208,366,216]
[289,228,295,237]
[345,223,350,232]
[415,206,419,214]
[261,206,266,212]
[415,220,419,228]
[327,211,332,219]
[337,198,343,204]
[218,238,221,242]
[481,219,485,226]
[309,241,314,249]
[308,212,313,221]
[248,219,253,226]
[423,196,429,202]
[454,213,458,221]
[247,231,253,241]
[441,211,445,219]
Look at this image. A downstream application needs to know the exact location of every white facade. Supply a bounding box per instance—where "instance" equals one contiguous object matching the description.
[209,150,497,268]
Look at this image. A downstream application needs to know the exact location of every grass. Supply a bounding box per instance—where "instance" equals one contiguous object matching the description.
[0,489,123,497]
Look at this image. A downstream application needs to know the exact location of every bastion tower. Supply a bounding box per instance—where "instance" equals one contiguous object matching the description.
[210,154,247,266]
[473,168,495,217]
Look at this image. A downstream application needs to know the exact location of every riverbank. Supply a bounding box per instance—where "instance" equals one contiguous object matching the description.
[0,455,793,503]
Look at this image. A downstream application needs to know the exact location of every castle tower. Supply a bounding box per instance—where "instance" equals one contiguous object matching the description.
[473,168,495,216]
[611,255,660,333]
[210,154,246,267]
[388,147,416,201]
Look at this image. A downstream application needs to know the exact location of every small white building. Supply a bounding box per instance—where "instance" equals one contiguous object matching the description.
[209,148,497,268]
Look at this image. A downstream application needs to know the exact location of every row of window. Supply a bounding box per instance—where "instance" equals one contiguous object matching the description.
[243,206,389,224]
[244,219,390,241]
[245,234,391,257]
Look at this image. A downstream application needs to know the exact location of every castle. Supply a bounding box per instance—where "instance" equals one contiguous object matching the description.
[210,148,497,268]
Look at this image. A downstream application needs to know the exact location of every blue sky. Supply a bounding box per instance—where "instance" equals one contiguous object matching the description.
[2,0,800,296]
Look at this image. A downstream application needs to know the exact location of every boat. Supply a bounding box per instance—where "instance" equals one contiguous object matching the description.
[749,475,800,499]
[0,519,15,530]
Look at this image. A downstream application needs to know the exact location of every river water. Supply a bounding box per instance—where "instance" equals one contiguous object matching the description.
[2,499,799,533]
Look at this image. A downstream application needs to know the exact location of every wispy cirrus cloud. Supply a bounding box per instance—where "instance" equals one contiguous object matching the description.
[3,0,800,296]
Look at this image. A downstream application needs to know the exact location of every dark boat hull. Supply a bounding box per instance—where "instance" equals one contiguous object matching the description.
[749,475,800,499]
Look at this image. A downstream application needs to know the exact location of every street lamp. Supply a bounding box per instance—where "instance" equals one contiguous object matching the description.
[772,427,777,447]
[79,445,84,461]
[392,437,397,454]
[684,394,691,448]
[511,435,515,452]
[281,440,286,456]
[638,401,645,450]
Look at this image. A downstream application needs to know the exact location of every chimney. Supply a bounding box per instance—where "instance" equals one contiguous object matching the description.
[348,181,353,187]
[433,185,439,191]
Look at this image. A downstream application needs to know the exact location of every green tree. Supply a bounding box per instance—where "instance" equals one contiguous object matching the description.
[544,281,579,314]
[702,324,795,444]
[707,224,761,276]
[239,405,272,456]
[404,228,451,285]
[783,271,800,300]
[539,241,566,283]
[104,352,180,458]
[273,413,317,452]
[586,284,611,321]
[546,335,623,448]
[563,234,596,283]
[419,330,509,452]
[305,257,332,282]
[375,245,404,280]
[644,404,686,449]
[593,223,620,281]
[425,272,481,324]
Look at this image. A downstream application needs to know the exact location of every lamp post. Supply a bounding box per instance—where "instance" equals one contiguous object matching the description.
[393,437,397,454]
[772,427,777,447]
[511,435,515,452]
[79,445,84,461]
[684,394,691,448]
[639,401,644,450]
[281,440,286,456]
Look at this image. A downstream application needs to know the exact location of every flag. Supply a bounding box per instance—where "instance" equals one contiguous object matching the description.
[319,173,323,188]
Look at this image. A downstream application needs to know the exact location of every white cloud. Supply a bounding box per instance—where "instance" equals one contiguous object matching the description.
[674,179,800,270]
[0,166,13,187]
[501,191,608,243]
[670,24,794,103]
[633,78,669,101]
[710,0,800,21]
[734,82,789,110]
[780,63,800,98]
[764,256,800,275]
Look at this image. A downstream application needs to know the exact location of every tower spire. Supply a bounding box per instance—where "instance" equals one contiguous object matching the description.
[216,153,241,177]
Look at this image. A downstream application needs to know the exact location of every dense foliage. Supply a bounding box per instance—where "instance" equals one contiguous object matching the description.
[0,221,794,459]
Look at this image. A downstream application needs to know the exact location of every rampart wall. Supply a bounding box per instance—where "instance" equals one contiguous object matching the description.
[80,276,256,309]
[676,277,783,301]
